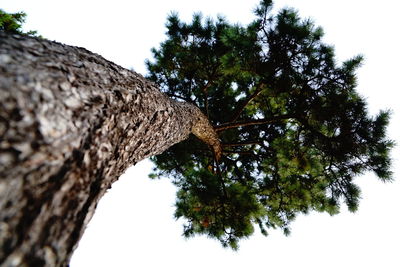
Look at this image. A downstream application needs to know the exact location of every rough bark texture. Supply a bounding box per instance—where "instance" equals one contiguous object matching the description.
[0,33,220,266]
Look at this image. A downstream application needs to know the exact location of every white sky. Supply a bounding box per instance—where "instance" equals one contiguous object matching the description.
[2,0,400,266]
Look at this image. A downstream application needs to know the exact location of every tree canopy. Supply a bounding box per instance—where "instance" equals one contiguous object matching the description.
[0,9,37,36]
[146,0,393,249]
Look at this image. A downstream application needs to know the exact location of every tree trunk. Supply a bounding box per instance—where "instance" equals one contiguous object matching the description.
[0,33,220,266]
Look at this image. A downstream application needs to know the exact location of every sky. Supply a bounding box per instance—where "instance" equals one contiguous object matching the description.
[2,0,400,266]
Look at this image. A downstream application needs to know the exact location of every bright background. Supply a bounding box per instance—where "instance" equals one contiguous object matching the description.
[2,1,399,266]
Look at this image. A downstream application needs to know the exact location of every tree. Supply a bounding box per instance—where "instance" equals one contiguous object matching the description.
[0,0,393,265]
[0,32,219,266]
[146,0,393,249]
[0,9,37,36]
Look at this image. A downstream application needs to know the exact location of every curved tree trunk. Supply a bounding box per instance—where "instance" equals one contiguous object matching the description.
[0,33,220,266]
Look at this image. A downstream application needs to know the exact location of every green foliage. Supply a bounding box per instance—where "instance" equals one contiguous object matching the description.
[146,0,393,249]
[0,9,38,36]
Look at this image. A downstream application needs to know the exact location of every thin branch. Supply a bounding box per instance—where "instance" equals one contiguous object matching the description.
[222,150,254,155]
[199,79,213,118]
[200,65,219,119]
[214,155,228,200]
[229,82,265,122]
[295,116,332,140]
[222,141,261,147]
[165,93,193,103]
[215,114,294,132]
[200,80,212,93]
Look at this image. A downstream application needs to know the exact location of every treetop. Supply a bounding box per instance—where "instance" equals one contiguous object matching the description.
[0,9,38,36]
[146,0,393,249]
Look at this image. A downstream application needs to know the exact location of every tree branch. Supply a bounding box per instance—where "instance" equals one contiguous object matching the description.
[190,105,222,161]
[215,114,294,132]
[295,116,332,141]
[229,82,265,122]
[201,81,212,118]
[201,64,220,118]
[222,150,254,155]
[222,141,261,147]
[166,92,193,103]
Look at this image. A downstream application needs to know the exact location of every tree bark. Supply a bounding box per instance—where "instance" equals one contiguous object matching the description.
[0,33,220,266]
